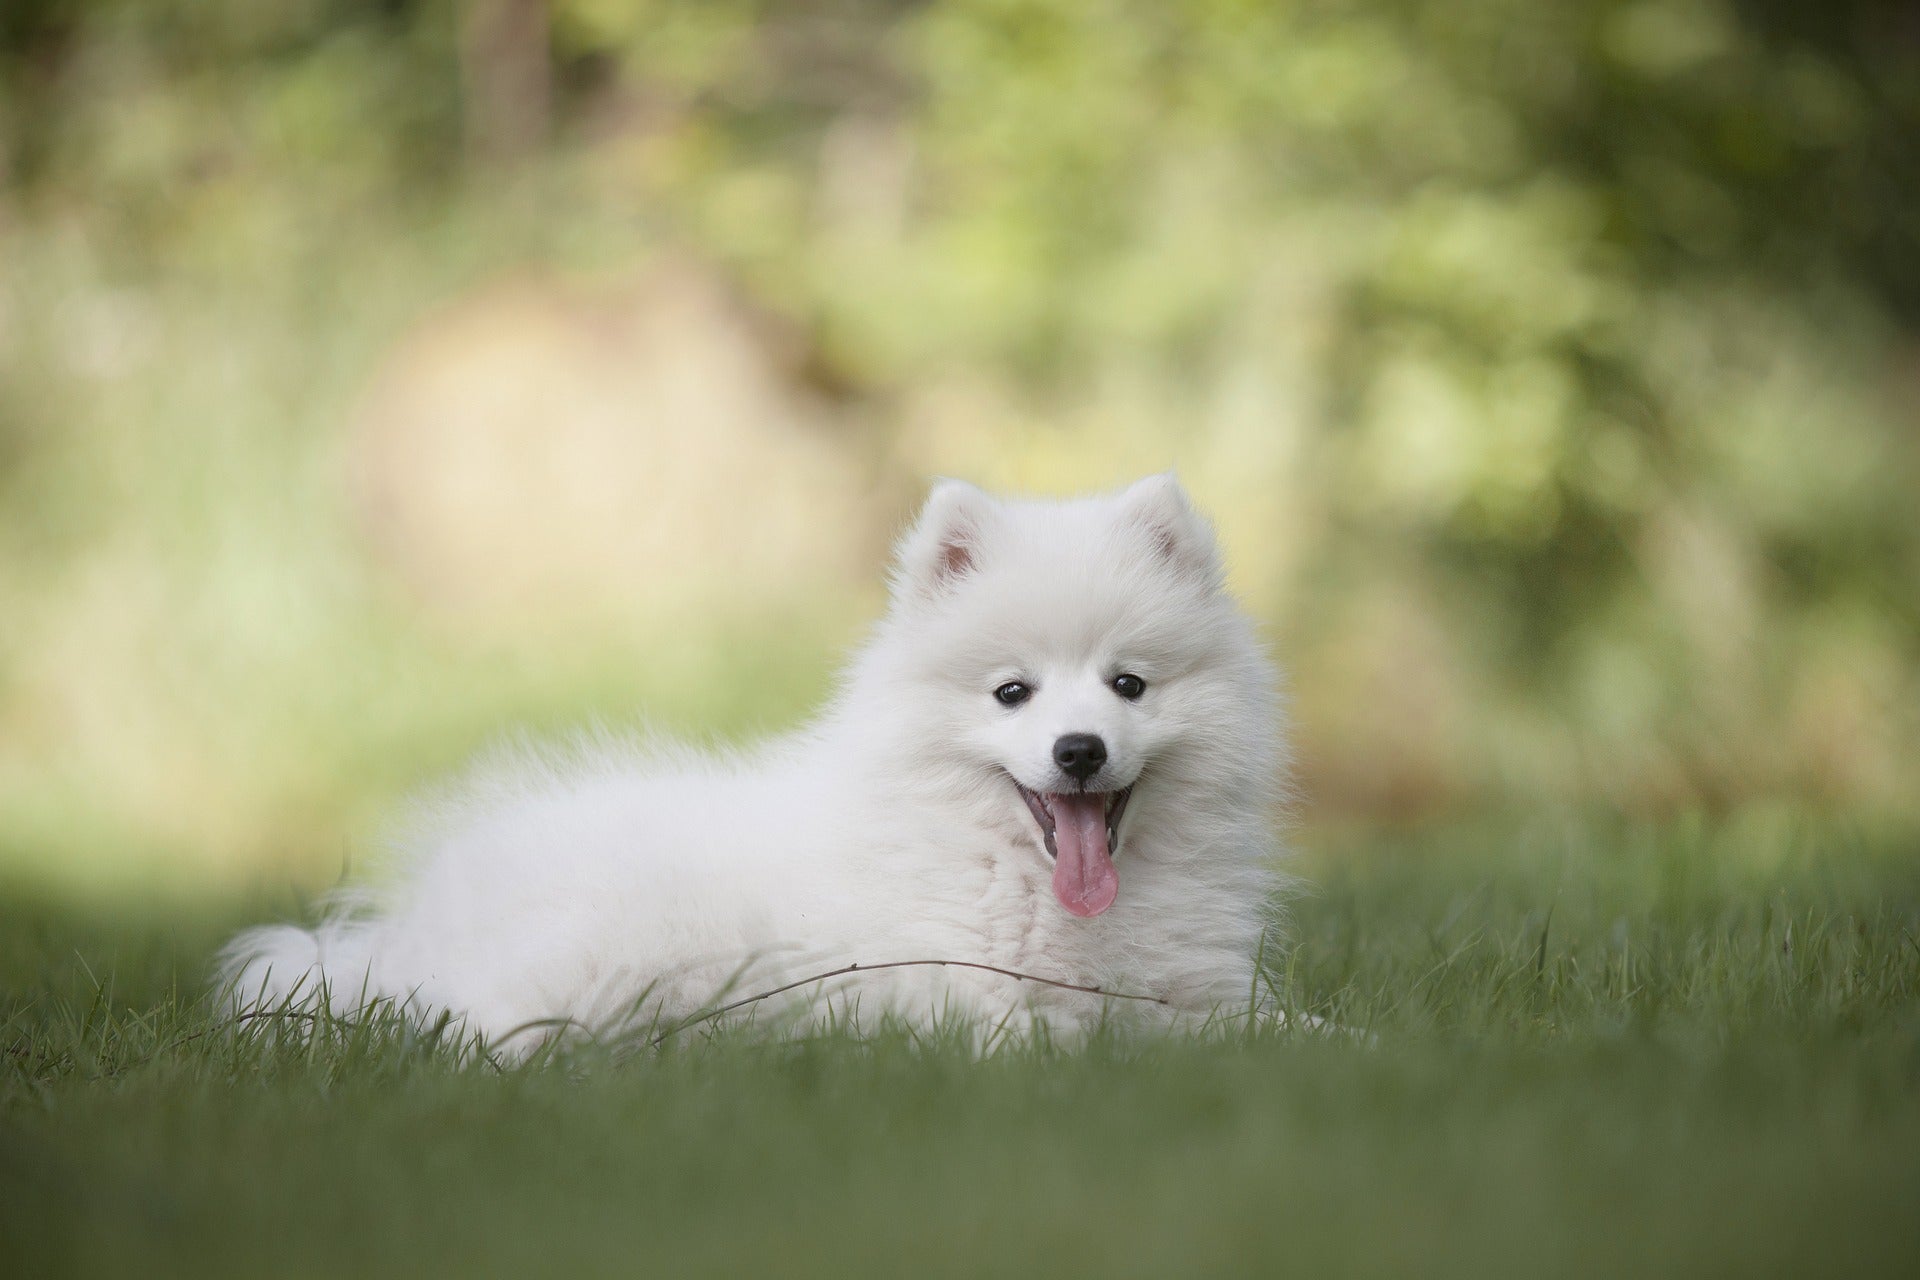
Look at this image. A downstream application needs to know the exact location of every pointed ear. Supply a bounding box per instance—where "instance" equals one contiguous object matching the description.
[1121,473,1221,584]
[891,479,993,603]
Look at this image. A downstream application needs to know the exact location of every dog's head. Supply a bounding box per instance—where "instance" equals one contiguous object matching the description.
[869,475,1277,918]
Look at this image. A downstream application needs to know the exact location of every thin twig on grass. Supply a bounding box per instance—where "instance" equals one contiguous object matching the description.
[647,958,1171,1046]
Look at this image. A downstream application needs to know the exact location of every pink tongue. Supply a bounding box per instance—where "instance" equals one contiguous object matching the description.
[1050,793,1118,917]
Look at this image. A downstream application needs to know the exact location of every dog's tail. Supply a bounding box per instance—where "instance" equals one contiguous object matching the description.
[215,911,383,1021]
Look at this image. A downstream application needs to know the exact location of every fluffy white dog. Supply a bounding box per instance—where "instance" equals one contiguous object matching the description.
[221,476,1289,1052]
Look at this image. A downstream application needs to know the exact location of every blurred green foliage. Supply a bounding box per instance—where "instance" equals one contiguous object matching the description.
[0,1,1916,889]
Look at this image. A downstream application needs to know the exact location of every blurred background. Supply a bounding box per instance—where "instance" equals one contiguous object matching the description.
[0,0,1915,898]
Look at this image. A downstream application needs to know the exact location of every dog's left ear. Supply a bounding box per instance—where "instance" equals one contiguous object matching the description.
[891,478,993,604]
[1121,474,1222,585]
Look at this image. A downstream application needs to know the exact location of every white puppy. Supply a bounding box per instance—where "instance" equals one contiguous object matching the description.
[221,476,1289,1052]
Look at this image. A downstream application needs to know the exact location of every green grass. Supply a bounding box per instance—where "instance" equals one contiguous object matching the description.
[4,814,1919,1278]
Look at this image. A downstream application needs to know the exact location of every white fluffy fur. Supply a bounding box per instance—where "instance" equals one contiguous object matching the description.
[220,476,1289,1054]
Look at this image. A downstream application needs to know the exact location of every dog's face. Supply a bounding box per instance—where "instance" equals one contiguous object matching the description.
[876,475,1271,918]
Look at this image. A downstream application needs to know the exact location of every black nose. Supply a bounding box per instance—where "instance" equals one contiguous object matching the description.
[1052,733,1108,782]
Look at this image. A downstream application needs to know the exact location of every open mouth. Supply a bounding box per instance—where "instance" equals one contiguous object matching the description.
[1012,780,1134,919]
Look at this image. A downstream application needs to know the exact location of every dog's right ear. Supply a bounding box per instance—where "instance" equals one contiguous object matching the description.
[1119,472,1223,585]
[891,479,992,604]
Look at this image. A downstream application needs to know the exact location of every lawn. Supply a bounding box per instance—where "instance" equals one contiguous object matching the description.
[4,814,1918,1278]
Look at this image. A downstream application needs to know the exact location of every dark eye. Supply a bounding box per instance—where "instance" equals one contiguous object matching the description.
[1111,673,1146,700]
[994,681,1032,707]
